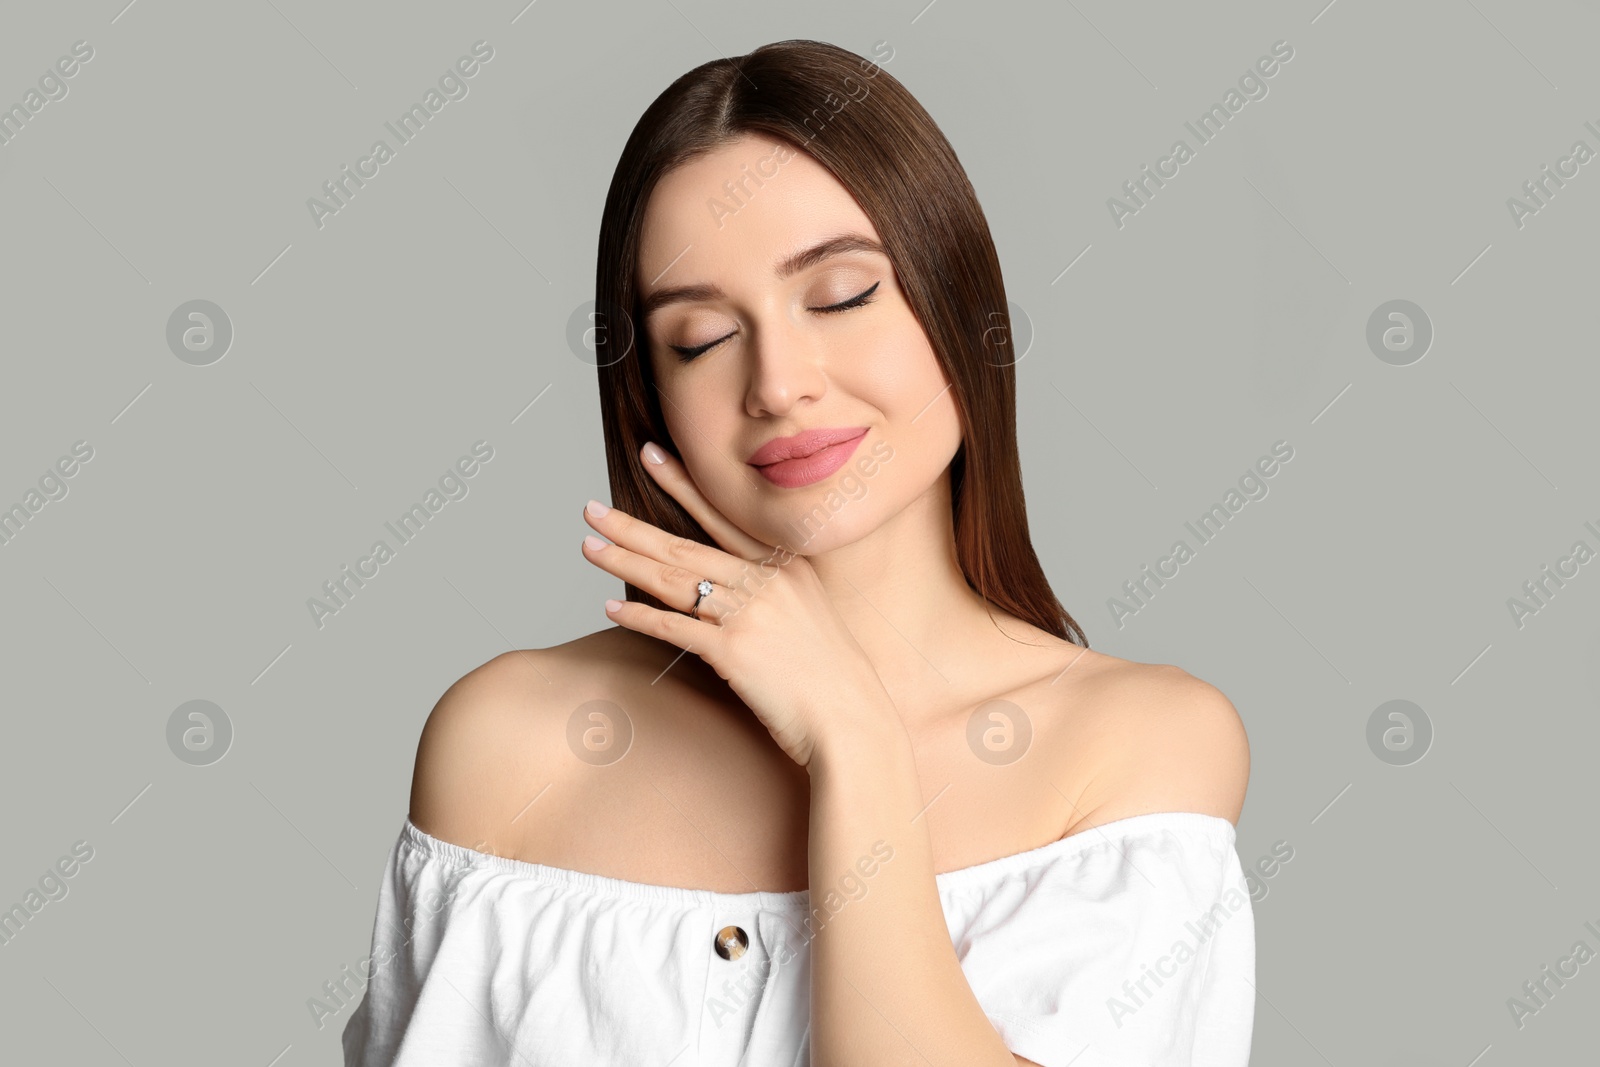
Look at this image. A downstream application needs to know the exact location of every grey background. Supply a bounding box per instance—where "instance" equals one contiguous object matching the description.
[1,0,1595,1063]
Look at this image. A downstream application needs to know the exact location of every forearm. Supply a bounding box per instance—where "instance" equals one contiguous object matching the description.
[806,716,1016,1066]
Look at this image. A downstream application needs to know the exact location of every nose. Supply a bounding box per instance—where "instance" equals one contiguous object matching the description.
[743,318,828,418]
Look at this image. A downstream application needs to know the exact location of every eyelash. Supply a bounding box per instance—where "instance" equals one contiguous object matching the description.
[668,281,881,362]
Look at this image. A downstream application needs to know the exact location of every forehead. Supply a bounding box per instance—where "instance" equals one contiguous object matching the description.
[637,136,878,291]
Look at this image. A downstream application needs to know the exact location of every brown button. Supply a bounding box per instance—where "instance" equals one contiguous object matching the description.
[714,925,749,961]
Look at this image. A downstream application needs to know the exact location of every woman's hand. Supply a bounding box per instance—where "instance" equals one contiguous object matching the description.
[580,443,901,768]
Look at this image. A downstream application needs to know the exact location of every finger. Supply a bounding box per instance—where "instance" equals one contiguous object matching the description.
[582,530,738,619]
[584,500,744,587]
[604,595,720,651]
[639,441,773,560]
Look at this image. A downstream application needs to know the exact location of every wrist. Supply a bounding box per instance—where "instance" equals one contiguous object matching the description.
[806,705,911,776]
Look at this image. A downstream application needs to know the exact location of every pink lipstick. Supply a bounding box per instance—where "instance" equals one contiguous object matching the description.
[748,426,868,488]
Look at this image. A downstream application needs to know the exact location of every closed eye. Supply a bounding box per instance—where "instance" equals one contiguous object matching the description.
[814,280,880,314]
[668,281,881,361]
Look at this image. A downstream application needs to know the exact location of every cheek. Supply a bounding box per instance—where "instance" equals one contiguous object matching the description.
[857,317,950,422]
[663,401,746,497]
[881,334,961,464]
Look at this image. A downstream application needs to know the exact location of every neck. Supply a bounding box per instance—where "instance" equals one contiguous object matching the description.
[801,473,1035,729]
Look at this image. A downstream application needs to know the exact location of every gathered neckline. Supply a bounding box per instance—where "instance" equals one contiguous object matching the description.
[399,810,1236,912]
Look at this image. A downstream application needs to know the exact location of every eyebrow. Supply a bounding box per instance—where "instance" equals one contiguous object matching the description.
[639,233,887,320]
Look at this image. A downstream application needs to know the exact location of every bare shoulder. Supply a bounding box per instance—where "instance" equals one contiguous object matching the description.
[407,626,810,887]
[408,627,659,856]
[407,646,560,853]
[1064,654,1250,832]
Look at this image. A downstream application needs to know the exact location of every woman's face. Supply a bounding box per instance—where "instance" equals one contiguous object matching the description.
[636,134,962,554]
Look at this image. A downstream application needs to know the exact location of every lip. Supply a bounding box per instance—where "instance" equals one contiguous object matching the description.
[749,426,869,489]
[747,426,870,466]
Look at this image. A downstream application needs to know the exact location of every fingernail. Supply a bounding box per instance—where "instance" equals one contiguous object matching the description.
[586,499,610,517]
[605,599,623,613]
[583,535,606,551]
[642,442,666,465]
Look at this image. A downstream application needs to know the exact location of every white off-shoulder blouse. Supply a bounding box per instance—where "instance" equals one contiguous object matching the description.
[341,811,1255,1066]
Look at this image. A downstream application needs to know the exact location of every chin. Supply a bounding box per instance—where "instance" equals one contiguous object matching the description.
[755,496,878,556]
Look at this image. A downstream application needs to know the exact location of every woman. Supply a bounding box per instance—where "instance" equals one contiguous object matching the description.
[344,38,1254,1066]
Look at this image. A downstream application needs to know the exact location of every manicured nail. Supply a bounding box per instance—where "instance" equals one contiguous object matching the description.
[642,442,666,465]
[583,535,606,551]
[586,499,610,517]
[605,599,623,613]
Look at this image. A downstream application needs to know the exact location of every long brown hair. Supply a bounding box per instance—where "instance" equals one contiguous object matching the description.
[592,38,1087,647]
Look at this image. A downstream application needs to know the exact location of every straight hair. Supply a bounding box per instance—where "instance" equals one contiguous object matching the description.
[592,38,1086,647]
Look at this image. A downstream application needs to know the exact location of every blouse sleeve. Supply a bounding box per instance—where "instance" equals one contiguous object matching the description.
[339,826,503,1067]
[339,821,708,1066]
[956,816,1256,1067]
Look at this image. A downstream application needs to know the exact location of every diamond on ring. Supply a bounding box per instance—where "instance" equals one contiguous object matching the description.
[697,580,714,597]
